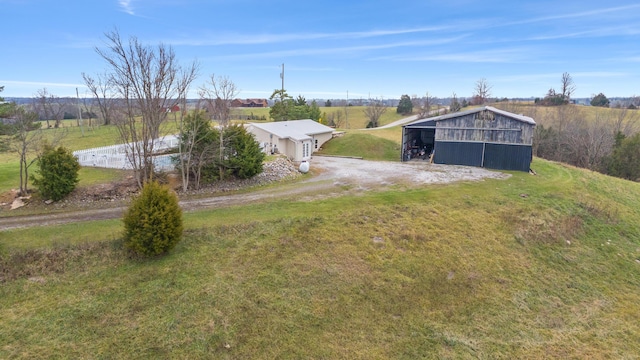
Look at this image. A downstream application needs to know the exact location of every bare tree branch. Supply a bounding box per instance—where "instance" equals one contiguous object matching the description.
[91,29,199,187]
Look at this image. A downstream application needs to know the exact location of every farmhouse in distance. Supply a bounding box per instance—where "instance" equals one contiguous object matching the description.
[231,98,269,108]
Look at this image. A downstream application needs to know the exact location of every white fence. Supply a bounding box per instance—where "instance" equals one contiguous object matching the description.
[73,135,179,171]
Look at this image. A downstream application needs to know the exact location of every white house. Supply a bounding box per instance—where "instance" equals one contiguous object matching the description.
[247,119,334,162]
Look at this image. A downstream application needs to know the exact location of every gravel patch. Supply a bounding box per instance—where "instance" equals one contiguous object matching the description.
[308,156,510,186]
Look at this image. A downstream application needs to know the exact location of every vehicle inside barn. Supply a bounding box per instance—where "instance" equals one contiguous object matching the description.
[401,106,536,172]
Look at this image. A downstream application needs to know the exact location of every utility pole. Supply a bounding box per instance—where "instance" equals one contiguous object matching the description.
[279,63,285,102]
[76,87,84,136]
[345,90,349,129]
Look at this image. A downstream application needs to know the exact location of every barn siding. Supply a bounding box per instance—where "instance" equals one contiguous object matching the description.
[434,141,484,167]
[435,111,534,145]
[483,143,532,171]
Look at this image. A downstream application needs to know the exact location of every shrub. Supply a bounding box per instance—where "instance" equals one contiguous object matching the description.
[32,145,80,201]
[223,124,265,179]
[123,181,183,256]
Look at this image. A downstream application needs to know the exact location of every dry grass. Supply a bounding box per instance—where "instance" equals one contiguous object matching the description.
[1,158,640,358]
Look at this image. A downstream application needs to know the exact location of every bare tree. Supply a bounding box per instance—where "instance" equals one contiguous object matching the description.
[199,74,238,127]
[560,72,576,102]
[9,107,43,195]
[611,106,640,136]
[82,72,116,125]
[450,92,461,112]
[198,74,239,181]
[326,110,344,128]
[363,99,387,128]
[417,92,434,119]
[473,78,492,105]
[34,89,66,128]
[92,29,198,187]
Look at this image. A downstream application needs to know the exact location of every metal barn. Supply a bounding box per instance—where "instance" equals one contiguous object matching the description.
[401,106,536,172]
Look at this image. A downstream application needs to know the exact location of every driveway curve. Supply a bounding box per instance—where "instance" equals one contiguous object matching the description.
[0,156,508,231]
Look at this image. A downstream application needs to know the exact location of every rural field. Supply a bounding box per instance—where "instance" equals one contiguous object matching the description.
[1,106,640,358]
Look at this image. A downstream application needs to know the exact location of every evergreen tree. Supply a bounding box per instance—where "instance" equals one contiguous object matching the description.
[123,181,183,256]
[32,145,81,201]
[222,124,265,179]
[309,100,321,121]
[396,95,413,115]
[607,133,640,181]
[590,93,610,107]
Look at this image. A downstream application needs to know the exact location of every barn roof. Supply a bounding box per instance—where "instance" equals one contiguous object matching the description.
[248,119,334,141]
[403,106,536,128]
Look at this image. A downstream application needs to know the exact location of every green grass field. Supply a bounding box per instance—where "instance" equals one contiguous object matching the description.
[0,106,409,194]
[317,132,401,161]
[2,105,640,358]
[2,157,640,358]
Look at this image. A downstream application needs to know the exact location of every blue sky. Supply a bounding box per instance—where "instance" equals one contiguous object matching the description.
[1,0,639,100]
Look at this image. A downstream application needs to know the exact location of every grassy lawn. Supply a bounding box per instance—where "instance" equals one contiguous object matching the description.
[317,132,401,161]
[2,158,640,358]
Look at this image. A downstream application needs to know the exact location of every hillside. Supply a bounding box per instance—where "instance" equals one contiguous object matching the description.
[1,157,640,358]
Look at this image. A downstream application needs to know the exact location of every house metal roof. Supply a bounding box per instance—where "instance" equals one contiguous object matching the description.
[403,106,536,128]
[248,119,334,141]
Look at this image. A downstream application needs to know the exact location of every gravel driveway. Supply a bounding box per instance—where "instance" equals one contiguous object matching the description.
[308,156,509,186]
[0,156,508,231]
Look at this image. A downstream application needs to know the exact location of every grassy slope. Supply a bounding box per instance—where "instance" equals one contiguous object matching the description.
[317,132,401,161]
[2,158,640,358]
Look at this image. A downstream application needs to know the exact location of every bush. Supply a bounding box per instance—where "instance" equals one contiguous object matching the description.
[606,133,640,181]
[223,124,265,179]
[123,181,183,256]
[32,145,80,201]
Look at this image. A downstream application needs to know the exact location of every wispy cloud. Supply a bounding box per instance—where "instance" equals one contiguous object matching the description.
[167,26,453,47]
[571,71,628,78]
[527,26,640,41]
[1,80,85,88]
[507,4,640,26]
[118,0,134,15]
[203,38,464,61]
[378,47,530,64]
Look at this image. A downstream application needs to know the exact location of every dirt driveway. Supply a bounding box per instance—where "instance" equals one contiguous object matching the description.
[0,156,509,231]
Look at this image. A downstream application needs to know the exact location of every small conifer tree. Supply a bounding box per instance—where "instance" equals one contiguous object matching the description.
[32,145,80,201]
[123,181,183,256]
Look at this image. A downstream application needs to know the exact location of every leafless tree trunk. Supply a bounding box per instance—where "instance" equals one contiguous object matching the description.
[199,74,238,181]
[611,106,639,136]
[326,110,344,128]
[560,72,576,102]
[92,29,198,187]
[33,88,53,128]
[417,92,434,119]
[199,74,238,127]
[32,88,68,128]
[82,72,116,125]
[473,78,492,105]
[363,99,387,128]
[9,108,43,195]
[175,108,216,191]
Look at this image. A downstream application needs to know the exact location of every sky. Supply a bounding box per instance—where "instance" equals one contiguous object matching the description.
[1,0,640,100]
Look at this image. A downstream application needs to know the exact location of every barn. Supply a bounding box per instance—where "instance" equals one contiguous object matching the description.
[401,106,536,172]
